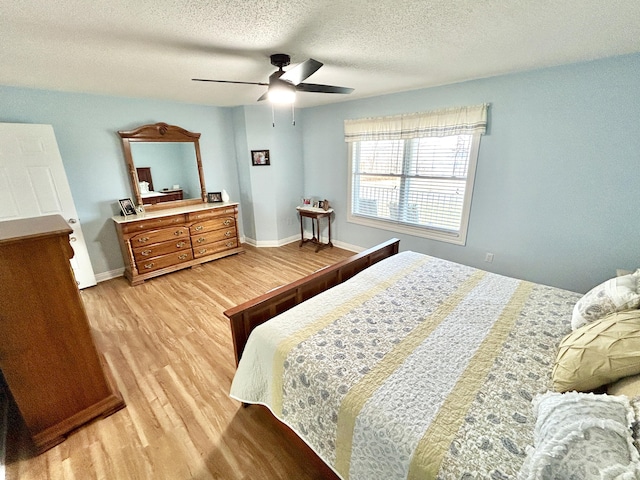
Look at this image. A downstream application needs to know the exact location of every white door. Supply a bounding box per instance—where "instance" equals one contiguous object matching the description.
[0,123,97,288]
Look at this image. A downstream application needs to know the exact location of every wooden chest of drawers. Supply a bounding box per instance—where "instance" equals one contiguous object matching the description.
[0,215,125,453]
[113,203,243,285]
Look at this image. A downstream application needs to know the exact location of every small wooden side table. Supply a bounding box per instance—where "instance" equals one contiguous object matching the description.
[297,207,334,252]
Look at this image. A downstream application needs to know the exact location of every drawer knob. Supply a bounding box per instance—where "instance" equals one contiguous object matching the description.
[195,225,204,231]
[138,237,150,243]
[224,231,232,237]
[144,263,154,269]
[197,237,206,243]
[176,241,186,248]
[174,230,184,236]
[178,254,188,260]
[141,249,152,256]
[226,242,234,248]
[198,249,207,254]
[223,219,231,226]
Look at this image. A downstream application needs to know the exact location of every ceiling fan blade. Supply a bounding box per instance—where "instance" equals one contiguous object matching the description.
[279,58,323,85]
[296,83,354,94]
[192,79,268,86]
[257,91,269,102]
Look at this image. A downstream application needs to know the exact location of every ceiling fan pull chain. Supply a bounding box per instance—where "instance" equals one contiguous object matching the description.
[292,104,295,126]
[272,104,276,127]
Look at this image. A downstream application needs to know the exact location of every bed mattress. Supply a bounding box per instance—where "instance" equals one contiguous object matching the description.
[230,251,580,479]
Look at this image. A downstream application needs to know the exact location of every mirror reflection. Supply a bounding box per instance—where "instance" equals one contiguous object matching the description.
[130,142,201,205]
[118,122,206,211]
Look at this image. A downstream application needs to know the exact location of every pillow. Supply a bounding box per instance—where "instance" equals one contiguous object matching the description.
[572,270,640,330]
[519,391,640,480]
[553,310,640,393]
[608,374,640,398]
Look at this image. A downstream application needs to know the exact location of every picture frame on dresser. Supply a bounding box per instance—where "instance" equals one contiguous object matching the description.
[118,198,137,216]
[208,192,223,203]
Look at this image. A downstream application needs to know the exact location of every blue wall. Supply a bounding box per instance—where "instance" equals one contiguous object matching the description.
[2,52,639,292]
[300,53,640,292]
[233,105,304,245]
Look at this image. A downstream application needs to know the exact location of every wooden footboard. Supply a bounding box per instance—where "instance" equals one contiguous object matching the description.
[224,238,400,365]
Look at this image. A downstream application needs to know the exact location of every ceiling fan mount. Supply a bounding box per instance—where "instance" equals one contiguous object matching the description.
[269,53,291,70]
[192,53,353,103]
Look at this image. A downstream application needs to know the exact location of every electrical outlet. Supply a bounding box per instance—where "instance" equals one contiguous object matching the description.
[484,252,494,263]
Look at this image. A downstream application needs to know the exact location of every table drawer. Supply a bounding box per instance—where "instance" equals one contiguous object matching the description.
[192,238,238,258]
[190,216,236,235]
[131,226,189,246]
[136,250,193,273]
[187,207,237,222]
[120,215,185,234]
[133,238,191,263]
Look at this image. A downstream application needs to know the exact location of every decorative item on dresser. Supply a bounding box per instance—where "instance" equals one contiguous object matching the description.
[0,215,125,453]
[113,203,244,285]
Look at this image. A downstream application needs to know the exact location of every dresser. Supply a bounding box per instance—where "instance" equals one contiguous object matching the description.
[113,202,244,285]
[0,215,125,453]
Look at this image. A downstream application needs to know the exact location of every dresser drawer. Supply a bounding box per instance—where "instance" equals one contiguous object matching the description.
[120,214,185,234]
[136,250,193,273]
[131,226,189,246]
[132,238,191,263]
[191,227,237,247]
[187,207,237,222]
[190,216,236,235]
[193,238,238,258]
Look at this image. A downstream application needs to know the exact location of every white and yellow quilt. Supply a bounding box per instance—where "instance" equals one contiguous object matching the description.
[230,252,580,479]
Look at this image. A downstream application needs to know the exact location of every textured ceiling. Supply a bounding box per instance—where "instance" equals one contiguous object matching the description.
[2,1,640,108]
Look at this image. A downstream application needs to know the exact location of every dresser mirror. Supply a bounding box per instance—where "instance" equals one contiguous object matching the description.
[118,122,207,211]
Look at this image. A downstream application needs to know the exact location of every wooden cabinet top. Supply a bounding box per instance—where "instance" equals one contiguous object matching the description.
[111,202,238,225]
[0,215,71,245]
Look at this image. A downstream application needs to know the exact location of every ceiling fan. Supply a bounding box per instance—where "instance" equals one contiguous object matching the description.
[192,53,354,104]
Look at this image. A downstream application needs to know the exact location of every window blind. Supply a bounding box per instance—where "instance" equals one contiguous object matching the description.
[346,104,487,244]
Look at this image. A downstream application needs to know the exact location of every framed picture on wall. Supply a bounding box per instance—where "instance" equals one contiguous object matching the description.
[251,149,270,166]
[118,198,137,216]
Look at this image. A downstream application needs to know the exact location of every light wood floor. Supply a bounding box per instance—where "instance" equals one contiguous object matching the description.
[5,243,354,480]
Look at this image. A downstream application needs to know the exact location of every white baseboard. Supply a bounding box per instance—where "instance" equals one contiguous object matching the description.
[331,240,362,253]
[243,235,299,248]
[95,267,124,283]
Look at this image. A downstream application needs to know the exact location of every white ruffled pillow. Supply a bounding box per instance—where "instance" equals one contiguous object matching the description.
[519,391,640,480]
[571,270,640,330]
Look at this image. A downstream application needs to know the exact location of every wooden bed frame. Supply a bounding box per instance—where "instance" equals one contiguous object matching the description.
[224,238,400,365]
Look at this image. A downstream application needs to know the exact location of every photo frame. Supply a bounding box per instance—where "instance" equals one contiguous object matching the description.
[118,198,137,216]
[251,149,270,166]
[207,191,223,203]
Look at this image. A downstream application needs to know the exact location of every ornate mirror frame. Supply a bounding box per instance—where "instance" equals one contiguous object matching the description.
[118,122,207,211]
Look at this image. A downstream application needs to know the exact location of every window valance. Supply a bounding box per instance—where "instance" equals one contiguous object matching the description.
[344,104,488,142]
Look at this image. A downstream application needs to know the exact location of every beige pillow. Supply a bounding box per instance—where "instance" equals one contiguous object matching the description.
[608,374,640,397]
[553,310,640,393]
[571,270,640,330]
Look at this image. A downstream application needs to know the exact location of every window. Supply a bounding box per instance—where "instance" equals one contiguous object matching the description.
[345,105,487,245]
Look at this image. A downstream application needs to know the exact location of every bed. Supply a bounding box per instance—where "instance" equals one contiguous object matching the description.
[223,239,639,479]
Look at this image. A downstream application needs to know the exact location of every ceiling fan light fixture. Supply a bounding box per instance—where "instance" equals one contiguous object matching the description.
[267,84,296,104]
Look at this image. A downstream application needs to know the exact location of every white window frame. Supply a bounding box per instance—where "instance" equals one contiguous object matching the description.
[347,133,481,245]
